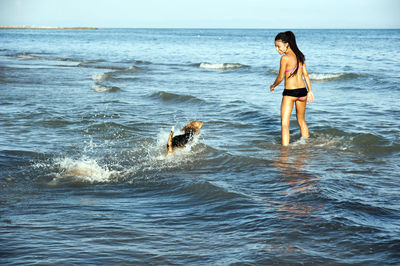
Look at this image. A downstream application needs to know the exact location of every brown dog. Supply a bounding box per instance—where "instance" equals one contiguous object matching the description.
[166,121,203,155]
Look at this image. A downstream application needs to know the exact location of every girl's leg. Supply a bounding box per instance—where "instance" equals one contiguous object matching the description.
[295,98,310,139]
[281,96,295,146]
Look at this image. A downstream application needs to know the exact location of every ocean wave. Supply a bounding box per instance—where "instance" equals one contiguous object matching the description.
[199,62,249,70]
[118,59,152,65]
[92,84,121,93]
[81,64,143,71]
[91,66,142,83]
[291,127,400,155]
[133,60,152,65]
[14,52,85,63]
[78,63,125,70]
[91,72,113,82]
[267,68,360,81]
[309,73,360,81]
[291,133,351,151]
[352,133,400,154]
[150,91,205,104]
[171,179,251,202]
[85,121,131,133]
[12,52,145,72]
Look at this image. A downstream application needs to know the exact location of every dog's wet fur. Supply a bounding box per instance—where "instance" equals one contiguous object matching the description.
[166,121,203,155]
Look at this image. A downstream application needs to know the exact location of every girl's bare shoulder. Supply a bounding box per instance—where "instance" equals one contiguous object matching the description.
[280,54,290,63]
[281,54,290,60]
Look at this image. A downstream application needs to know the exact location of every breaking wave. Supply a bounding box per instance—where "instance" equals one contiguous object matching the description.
[267,68,360,81]
[309,73,360,81]
[289,127,400,155]
[15,52,85,63]
[149,91,206,104]
[12,52,145,72]
[91,72,114,82]
[199,62,249,70]
[92,84,121,93]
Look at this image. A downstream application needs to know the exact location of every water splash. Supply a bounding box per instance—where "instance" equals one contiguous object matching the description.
[49,157,115,185]
[41,125,205,186]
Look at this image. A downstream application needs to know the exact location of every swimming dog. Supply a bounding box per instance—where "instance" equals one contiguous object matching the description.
[166,121,203,155]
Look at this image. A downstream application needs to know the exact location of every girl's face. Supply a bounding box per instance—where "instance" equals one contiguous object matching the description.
[275,40,288,55]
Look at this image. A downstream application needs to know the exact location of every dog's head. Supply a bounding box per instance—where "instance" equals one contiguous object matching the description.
[181,121,203,134]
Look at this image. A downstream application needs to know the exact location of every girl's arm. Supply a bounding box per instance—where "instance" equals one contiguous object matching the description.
[302,63,314,103]
[270,56,287,92]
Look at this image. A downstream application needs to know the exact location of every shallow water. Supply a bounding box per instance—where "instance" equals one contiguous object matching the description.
[1,28,400,265]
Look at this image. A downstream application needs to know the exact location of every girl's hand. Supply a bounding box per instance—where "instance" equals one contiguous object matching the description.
[270,85,275,92]
[307,91,314,104]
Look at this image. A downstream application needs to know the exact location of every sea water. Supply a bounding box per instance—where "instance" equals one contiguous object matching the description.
[1,28,399,265]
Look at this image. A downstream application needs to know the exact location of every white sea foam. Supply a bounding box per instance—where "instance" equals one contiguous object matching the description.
[199,62,248,70]
[17,54,37,60]
[291,134,352,151]
[309,73,357,81]
[91,72,112,82]
[267,69,357,82]
[92,84,120,92]
[127,65,142,71]
[50,157,116,185]
[309,73,342,81]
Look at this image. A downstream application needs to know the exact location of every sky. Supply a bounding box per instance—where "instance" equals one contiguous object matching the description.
[0,0,399,29]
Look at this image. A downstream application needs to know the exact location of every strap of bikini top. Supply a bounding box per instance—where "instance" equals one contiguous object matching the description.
[290,55,300,66]
[287,55,295,65]
[287,54,302,68]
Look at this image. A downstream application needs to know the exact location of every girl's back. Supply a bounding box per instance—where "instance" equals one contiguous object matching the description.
[284,54,305,90]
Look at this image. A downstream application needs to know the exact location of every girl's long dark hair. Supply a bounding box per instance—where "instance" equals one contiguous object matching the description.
[275,31,305,78]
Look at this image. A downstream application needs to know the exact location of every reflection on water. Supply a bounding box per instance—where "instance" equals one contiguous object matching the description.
[274,147,319,195]
[264,147,323,254]
[277,147,324,220]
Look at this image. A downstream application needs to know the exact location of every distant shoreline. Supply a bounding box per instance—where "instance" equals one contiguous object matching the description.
[0,26,98,30]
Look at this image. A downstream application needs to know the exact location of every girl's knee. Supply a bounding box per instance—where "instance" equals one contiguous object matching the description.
[281,120,290,128]
[297,118,305,124]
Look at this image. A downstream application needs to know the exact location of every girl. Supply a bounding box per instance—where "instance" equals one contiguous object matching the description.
[270,31,314,146]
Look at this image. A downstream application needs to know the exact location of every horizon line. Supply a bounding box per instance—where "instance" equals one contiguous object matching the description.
[1,25,399,30]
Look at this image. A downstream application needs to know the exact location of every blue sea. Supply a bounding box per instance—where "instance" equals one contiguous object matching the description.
[1,28,399,265]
